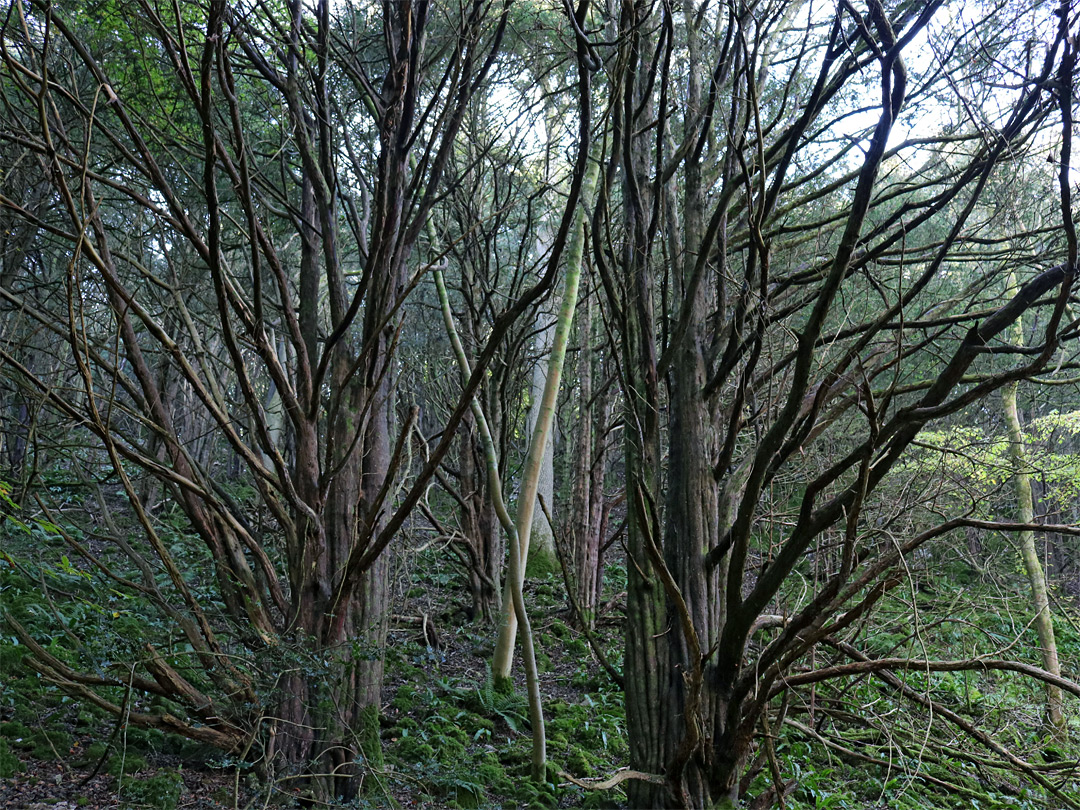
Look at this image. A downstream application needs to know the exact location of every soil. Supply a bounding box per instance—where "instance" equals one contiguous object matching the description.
[0,758,240,808]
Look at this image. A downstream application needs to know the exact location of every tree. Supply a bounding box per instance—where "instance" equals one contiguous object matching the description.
[1001,269,1067,740]
[2,0,1079,806]
[588,0,1078,805]
[0,0,520,797]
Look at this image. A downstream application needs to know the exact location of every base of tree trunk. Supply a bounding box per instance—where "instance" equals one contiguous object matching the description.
[525,544,560,577]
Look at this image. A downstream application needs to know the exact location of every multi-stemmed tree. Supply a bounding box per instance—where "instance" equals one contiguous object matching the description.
[591,0,1079,805]
[0,0,532,798]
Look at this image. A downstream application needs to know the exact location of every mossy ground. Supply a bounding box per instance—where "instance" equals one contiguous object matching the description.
[6,519,1080,808]
[375,563,629,809]
[1,524,632,808]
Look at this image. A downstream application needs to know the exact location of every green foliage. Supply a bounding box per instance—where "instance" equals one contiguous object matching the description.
[377,618,629,809]
[108,752,148,777]
[400,757,487,808]
[547,688,628,772]
[905,412,1080,515]
[447,666,531,734]
[4,442,1076,810]
[118,768,183,810]
[0,738,24,777]
[30,729,72,761]
[749,570,1080,810]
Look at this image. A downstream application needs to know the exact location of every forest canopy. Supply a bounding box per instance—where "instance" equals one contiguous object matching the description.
[0,0,1079,807]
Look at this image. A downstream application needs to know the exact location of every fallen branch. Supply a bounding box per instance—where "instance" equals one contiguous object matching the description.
[558,767,666,790]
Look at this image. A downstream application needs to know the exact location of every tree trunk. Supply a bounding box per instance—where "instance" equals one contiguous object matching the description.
[493,155,600,685]
[568,291,610,628]
[617,0,669,789]
[461,408,503,623]
[525,303,559,576]
[523,89,563,578]
[1001,272,1065,741]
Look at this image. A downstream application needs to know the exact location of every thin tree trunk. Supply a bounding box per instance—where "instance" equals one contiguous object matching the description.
[433,259,548,775]
[523,87,564,577]
[460,408,503,623]
[525,302,559,575]
[492,157,600,685]
[1002,272,1066,741]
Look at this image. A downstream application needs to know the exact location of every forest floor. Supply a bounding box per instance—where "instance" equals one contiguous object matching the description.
[0,759,236,809]
[6,509,1080,809]
[0,537,631,810]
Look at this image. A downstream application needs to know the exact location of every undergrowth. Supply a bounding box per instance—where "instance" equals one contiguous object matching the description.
[4,507,1080,808]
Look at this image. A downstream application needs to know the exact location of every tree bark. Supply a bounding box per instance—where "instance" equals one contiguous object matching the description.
[1001,272,1066,741]
[568,290,611,628]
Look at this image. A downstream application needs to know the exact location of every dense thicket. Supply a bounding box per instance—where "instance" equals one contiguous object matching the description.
[0,0,1078,807]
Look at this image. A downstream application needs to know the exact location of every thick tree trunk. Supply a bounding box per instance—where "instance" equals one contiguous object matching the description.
[615,0,667,801]
[273,370,394,801]
[661,321,731,806]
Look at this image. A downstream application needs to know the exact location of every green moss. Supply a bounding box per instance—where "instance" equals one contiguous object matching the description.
[119,769,182,809]
[456,712,495,737]
[31,729,72,760]
[475,760,512,793]
[524,549,560,579]
[548,732,569,748]
[435,735,466,764]
[497,740,530,766]
[509,777,559,808]
[392,684,417,713]
[445,784,484,809]
[552,620,576,640]
[396,736,436,761]
[12,677,42,700]
[75,710,98,727]
[172,738,216,763]
[0,738,24,777]
[107,753,148,777]
[397,663,422,680]
[447,724,470,746]
[570,669,598,689]
[582,791,619,809]
[566,746,599,774]
[125,728,166,753]
[0,644,25,670]
[73,741,109,768]
[493,674,514,695]
[356,704,384,770]
[11,702,37,725]
[565,638,588,655]
[0,722,30,740]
